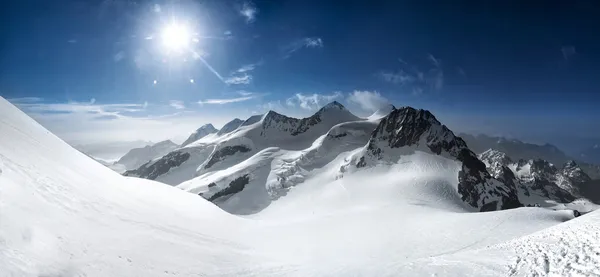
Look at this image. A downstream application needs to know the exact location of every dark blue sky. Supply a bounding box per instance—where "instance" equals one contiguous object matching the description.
[1,0,599,148]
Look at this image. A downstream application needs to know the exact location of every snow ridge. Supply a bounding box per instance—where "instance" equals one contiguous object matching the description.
[181,124,219,147]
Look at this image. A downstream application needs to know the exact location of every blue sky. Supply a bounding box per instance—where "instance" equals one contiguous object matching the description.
[1,0,599,150]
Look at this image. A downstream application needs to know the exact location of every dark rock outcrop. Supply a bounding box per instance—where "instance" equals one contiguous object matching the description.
[200,175,250,202]
[204,145,251,169]
[123,151,190,180]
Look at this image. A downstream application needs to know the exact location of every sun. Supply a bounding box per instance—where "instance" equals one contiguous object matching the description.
[161,23,191,53]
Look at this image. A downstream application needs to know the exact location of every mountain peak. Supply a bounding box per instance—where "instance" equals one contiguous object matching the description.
[320,101,346,111]
[368,104,396,120]
[181,124,219,147]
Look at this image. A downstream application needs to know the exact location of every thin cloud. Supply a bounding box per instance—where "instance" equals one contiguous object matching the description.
[561,46,577,61]
[428,53,441,68]
[378,54,445,93]
[239,1,258,23]
[224,74,252,85]
[284,37,324,58]
[347,91,391,112]
[236,60,263,73]
[67,39,77,44]
[114,51,125,62]
[8,97,44,103]
[286,92,342,110]
[198,94,263,105]
[169,100,185,110]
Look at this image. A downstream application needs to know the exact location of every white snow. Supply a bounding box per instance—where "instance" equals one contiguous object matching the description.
[2,96,599,276]
[114,140,178,172]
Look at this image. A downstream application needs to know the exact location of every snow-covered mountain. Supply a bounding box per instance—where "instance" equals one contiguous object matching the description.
[113,140,179,172]
[3,96,600,276]
[180,123,218,147]
[217,118,244,136]
[462,133,600,179]
[341,107,521,211]
[126,101,363,186]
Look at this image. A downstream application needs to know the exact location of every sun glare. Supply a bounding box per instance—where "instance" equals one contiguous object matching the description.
[161,23,191,52]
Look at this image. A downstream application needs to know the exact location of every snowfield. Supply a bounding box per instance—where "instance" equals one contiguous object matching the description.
[1,97,599,276]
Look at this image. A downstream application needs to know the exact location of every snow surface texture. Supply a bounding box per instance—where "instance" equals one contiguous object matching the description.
[2,96,600,276]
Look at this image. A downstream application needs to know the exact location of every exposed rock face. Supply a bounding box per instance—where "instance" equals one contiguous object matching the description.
[181,124,218,147]
[359,107,521,211]
[200,175,250,202]
[478,149,579,204]
[123,151,190,180]
[204,145,251,169]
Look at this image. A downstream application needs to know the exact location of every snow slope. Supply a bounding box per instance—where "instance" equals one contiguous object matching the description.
[3,97,599,276]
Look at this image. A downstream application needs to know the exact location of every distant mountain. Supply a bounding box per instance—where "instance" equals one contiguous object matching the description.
[479,149,579,205]
[461,133,600,179]
[115,140,179,172]
[216,118,244,136]
[181,124,219,147]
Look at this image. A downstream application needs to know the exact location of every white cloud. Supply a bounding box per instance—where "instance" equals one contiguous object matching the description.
[286,92,342,110]
[284,37,324,58]
[224,74,252,85]
[237,90,254,96]
[378,55,444,93]
[153,4,161,13]
[236,61,262,73]
[198,96,257,105]
[114,51,125,62]
[239,1,258,23]
[347,91,391,112]
[169,100,185,110]
[90,98,96,104]
[67,39,77,44]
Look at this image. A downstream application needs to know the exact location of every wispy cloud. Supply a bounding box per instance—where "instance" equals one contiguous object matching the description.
[169,100,185,110]
[286,92,342,110]
[561,45,577,61]
[8,97,44,103]
[283,37,324,58]
[114,51,125,62]
[198,96,256,105]
[236,60,263,73]
[67,39,77,44]
[378,54,445,94]
[224,73,252,85]
[377,71,415,85]
[239,1,258,23]
[198,92,266,105]
[347,91,391,112]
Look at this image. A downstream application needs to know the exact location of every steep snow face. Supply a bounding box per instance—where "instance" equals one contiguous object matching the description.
[178,120,380,214]
[345,107,521,212]
[559,160,592,196]
[367,103,396,120]
[128,102,363,185]
[114,140,178,172]
[217,118,244,136]
[479,149,513,167]
[180,124,218,147]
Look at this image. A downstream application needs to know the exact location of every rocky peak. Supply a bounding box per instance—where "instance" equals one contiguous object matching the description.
[478,149,513,167]
[181,124,219,147]
[361,107,521,211]
[319,101,346,111]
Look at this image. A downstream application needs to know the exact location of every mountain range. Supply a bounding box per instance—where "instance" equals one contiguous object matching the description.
[2,96,599,276]
[121,101,598,214]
